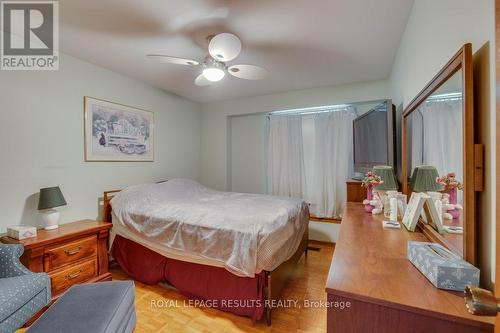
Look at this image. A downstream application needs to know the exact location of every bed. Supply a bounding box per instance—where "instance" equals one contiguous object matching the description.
[103,179,309,324]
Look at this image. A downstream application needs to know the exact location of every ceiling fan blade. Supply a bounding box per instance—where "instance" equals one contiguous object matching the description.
[208,33,242,62]
[228,64,268,80]
[194,74,212,86]
[147,55,199,66]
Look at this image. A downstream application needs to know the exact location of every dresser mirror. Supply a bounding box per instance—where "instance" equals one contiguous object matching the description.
[402,44,476,265]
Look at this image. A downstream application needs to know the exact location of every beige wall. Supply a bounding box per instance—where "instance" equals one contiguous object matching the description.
[0,53,202,232]
[389,0,495,288]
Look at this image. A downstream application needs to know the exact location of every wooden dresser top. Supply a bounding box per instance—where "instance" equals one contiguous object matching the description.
[326,203,494,329]
[1,220,111,249]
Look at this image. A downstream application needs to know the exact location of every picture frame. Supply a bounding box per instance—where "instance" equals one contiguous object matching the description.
[423,196,445,234]
[84,97,154,161]
[402,192,427,232]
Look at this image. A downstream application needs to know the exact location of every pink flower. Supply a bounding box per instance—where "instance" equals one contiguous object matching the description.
[436,172,463,190]
[361,172,383,188]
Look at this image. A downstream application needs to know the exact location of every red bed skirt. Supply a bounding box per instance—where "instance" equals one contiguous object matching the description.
[110,235,266,321]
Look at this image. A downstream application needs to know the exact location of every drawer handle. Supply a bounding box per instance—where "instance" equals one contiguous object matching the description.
[64,247,81,256]
[66,270,82,280]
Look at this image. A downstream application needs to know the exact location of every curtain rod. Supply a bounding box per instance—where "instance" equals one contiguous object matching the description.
[426,92,462,101]
[268,100,389,117]
[268,104,355,116]
[228,99,390,119]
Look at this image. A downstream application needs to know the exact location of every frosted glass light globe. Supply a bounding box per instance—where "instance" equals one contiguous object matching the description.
[208,33,242,62]
[203,68,225,82]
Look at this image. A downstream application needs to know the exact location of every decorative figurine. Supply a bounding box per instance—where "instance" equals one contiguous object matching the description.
[361,171,384,214]
[436,172,463,219]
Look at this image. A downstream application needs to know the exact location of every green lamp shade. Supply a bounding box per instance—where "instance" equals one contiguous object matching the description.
[38,186,67,210]
[372,165,398,190]
[410,165,442,192]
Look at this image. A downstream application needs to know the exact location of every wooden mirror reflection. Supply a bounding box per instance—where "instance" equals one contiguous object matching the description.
[401,44,476,265]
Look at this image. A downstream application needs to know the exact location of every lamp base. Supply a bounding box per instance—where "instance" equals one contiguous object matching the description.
[40,209,60,230]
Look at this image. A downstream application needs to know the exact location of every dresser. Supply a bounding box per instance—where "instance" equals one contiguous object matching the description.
[346,179,366,202]
[1,220,112,300]
[326,203,494,333]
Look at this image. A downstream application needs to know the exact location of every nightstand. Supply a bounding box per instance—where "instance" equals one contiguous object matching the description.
[1,220,112,300]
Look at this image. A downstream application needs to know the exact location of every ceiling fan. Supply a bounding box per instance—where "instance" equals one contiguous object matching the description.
[147,33,268,86]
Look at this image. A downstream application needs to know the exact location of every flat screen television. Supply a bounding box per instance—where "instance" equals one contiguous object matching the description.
[352,100,396,179]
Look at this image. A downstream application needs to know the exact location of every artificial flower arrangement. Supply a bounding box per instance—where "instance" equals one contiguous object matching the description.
[361,171,384,214]
[436,172,463,219]
[436,172,463,191]
[361,171,384,188]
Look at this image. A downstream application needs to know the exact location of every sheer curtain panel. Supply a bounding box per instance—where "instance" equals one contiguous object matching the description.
[311,107,356,217]
[265,114,306,198]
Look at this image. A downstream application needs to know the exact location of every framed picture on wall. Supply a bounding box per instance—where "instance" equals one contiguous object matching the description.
[84,97,154,161]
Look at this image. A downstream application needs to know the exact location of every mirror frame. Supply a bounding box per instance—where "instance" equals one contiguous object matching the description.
[401,44,475,265]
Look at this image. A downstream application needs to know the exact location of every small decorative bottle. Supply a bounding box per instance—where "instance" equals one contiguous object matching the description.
[383,191,398,219]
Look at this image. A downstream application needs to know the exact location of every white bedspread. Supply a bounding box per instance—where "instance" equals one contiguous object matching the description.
[110,179,309,277]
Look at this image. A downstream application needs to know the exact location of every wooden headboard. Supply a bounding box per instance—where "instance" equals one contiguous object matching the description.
[103,190,122,222]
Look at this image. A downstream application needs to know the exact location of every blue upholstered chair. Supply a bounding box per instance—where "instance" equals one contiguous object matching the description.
[0,244,51,333]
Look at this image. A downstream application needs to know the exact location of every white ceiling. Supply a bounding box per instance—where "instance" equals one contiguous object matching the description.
[59,0,414,103]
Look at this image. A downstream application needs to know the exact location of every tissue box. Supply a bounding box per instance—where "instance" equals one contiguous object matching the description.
[407,241,479,291]
[7,226,37,240]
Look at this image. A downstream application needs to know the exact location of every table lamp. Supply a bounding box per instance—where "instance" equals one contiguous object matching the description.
[410,165,442,192]
[372,165,398,191]
[38,186,67,230]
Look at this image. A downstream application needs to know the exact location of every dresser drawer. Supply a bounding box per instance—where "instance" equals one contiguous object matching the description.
[50,258,98,296]
[45,236,97,271]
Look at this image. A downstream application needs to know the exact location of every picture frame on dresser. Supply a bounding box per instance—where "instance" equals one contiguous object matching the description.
[402,192,426,232]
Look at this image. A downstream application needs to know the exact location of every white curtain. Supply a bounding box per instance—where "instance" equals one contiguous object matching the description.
[409,112,423,173]
[410,98,463,204]
[265,114,306,198]
[421,99,463,180]
[411,99,462,175]
[310,107,356,217]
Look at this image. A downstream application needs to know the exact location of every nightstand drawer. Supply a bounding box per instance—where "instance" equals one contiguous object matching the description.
[50,258,98,295]
[45,236,97,271]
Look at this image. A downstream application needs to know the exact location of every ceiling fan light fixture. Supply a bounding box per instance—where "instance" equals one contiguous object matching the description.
[208,33,242,62]
[148,32,268,86]
[203,67,225,82]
